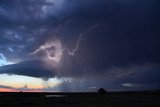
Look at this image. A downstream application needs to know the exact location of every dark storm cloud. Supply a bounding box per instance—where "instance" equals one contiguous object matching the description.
[54,62,160,91]
[39,0,160,71]
[74,0,160,67]
[0,84,14,89]
[59,0,160,77]
[0,60,56,79]
[0,0,160,90]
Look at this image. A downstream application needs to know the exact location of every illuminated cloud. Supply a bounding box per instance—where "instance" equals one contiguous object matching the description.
[31,40,63,64]
[0,53,15,66]
[122,83,142,87]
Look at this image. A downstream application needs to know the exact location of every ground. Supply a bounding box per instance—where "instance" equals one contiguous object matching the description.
[0,91,160,107]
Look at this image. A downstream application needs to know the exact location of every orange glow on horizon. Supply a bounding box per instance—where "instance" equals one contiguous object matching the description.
[0,88,43,92]
[0,88,17,92]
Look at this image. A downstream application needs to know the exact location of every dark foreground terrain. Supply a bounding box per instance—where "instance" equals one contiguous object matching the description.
[0,90,160,107]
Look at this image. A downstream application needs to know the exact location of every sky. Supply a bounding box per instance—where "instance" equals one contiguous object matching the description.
[0,0,160,92]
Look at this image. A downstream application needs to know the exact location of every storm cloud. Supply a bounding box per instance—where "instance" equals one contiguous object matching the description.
[0,60,56,79]
[0,0,160,91]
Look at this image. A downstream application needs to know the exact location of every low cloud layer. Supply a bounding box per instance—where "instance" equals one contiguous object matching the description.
[0,60,56,79]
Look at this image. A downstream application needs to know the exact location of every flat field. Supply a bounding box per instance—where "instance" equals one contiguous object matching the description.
[0,91,160,107]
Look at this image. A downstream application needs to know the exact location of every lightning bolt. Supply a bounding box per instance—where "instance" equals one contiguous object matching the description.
[67,24,98,55]
[29,24,98,76]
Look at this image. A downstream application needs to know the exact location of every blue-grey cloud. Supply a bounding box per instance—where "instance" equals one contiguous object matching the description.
[0,0,160,91]
[0,60,56,79]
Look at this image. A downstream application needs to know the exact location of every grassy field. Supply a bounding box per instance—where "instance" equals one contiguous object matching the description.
[0,91,160,107]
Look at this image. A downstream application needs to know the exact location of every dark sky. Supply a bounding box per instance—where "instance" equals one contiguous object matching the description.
[0,0,160,91]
